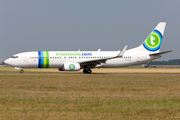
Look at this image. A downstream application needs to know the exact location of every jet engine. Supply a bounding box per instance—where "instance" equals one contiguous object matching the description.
[59,63,80,71]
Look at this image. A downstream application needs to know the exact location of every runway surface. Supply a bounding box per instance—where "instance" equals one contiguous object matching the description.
[0,73,180,75]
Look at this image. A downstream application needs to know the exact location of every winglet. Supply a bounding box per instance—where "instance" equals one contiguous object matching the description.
[117,45,127,57]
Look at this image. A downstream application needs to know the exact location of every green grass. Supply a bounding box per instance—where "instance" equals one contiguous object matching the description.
[0,74,180,119]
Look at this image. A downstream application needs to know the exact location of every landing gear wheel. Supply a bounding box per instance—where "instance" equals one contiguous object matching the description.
[20,70,24,73]
[87,69,92,74]
[83,68,92,74]
[83,70,86,73]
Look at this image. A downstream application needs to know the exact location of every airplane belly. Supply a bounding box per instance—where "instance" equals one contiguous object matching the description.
[37,59,63,68]
[49,61,63,68]
[99,58,138,68]
[27,60,63,68]
[28,59,38,68]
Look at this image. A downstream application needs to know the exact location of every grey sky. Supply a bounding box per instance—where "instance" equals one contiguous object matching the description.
[0,0,179,60]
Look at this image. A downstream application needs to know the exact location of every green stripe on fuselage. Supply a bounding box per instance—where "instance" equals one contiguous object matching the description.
[43,51,49,68]
[46,51,49,68]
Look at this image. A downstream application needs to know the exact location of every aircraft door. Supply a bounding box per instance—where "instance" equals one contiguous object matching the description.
[24,53,29,62]
[136,53,140,62]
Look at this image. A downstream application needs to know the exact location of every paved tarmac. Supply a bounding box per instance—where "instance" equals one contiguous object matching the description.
[0,73,180,75]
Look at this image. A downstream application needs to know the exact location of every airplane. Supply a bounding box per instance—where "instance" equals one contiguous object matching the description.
[4,22,172,74]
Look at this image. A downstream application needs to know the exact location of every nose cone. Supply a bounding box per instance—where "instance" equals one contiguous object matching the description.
[4,59,11,65]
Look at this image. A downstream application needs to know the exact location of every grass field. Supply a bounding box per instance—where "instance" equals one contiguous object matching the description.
[0,68,180,119]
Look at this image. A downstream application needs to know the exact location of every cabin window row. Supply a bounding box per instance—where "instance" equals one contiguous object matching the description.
[30,56,132,59]
[30,57,62,59]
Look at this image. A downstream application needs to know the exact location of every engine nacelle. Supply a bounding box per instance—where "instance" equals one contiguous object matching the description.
[59,63,80,71]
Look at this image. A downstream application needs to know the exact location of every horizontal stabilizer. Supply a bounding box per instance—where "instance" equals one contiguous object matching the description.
[149,50,173,56]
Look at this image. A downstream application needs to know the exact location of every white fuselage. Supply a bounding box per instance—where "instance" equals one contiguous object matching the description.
[5,48,160,69]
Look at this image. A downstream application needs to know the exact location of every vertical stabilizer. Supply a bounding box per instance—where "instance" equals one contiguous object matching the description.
[136,22,166,53]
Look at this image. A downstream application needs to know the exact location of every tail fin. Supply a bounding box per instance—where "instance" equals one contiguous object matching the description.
[138,22,166,52]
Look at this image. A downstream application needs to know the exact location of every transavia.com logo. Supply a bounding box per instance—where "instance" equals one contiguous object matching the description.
[56,52,92,56]
[69,64,75,70]
[143,29,162,52]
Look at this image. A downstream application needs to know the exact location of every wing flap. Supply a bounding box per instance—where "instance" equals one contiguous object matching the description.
[79,58,107,66]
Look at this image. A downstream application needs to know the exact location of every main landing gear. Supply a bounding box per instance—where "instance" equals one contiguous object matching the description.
[83,68,92,74]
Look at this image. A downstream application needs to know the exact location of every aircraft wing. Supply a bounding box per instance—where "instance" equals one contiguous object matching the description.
[79,45,127,66]
[79,58,108,66]
[149,50,173,56]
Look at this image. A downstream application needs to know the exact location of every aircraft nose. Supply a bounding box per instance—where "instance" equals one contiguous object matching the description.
[4,59,11,65]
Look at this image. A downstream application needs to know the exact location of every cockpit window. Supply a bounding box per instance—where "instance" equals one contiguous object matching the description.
[11,56,18,58]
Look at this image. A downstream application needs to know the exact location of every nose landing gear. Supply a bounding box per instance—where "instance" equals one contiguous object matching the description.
[20,70,24,73]
[15,67,24,73]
